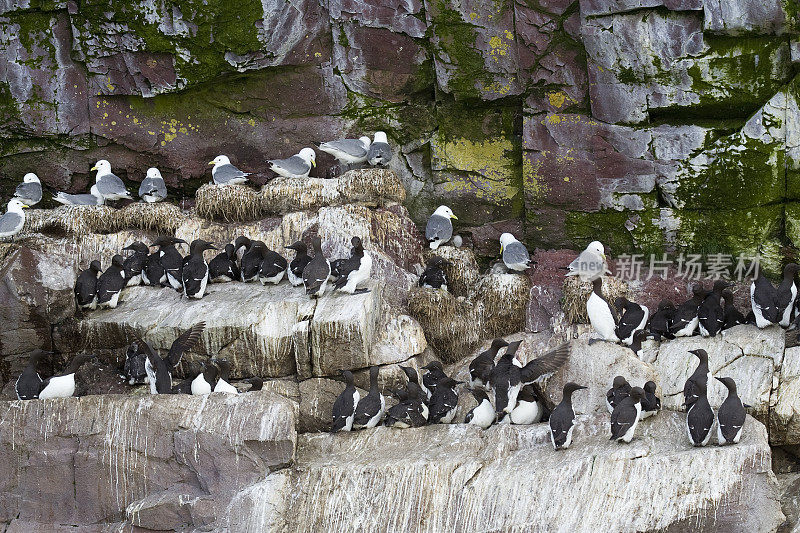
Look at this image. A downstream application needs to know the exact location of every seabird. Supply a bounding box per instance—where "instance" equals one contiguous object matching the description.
[129,323,205,394]
[648,300,676,341]
[776,263,799,327]
[240,240,266,282]
[352,366,386,429]
[286,241,312,287]
[208,244,240,283]
[400,365,431,401]
[549,382,587,450]
[244,377,263,392]
[670,285,708,337]
[518,342,571,385]
[716,376,747,445]
[171,362,204,394]
[697,280,731,337]
[465,388,495,429]
[587,278,618,344]
[500,233,534,272]
[606,376,631,414]
[490,340,523,415]
[567,241,607,281]
[14,173,42,206]
[15,350,49,400]
[209,155,250,185]
[259,245,288,285]
[614,297,649,346]
[91,160,132,201]
[722,290,746,330]
[319,136,371,166]
[610,386,645,443]
[425,205,457,250]
[52,184,105,206]
[331,370,360,432]
[181,239,216,299]
[212,358,238,394]
[122,340,148,385]
[428,377,462,424]
[751,269,779,328]
[122,241,149,287]
[628,330,649,359]
[686,381,714,447]
[303,237,331,298]
[138,167,168,202]
[419,256,449,291]
[96,255,126,309]
[0,199,29,241]
[640,380,661,420]
[366,131,392,167]
[683,348,711,411]
[75,260,102,310]
[333,236,372,294]
[142,248,167,287]
[469,338,509,389]
[233,235,252,267]
[38,354,95,399]
[191,363,218,396]
[268,148,316,179]
[384,382,429,428]
[507,384,544,424]
[421,360,447,396]
[152,236,186,290]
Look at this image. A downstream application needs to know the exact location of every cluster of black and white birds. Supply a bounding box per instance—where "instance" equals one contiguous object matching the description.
[73,234,373,309]
[331,338,571,434]
[15,350,96,400]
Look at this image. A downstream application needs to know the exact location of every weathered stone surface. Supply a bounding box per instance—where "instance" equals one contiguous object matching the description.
[221,413,783,532]
[703,0,791,36]
[778,472,800,533]
[0,392,296,526]
[772,346,800,445]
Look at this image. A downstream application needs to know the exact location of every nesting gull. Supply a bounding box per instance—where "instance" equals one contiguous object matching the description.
[92,160,133,201]
[0,199,29,240]
[425,205,457,250]
[53,185,105,206]
[319,136,371,165]
[209,155,250,185]
[500,233,534,272]
[139,167,168,202]
[269,148,316,179]
[567,241,608,281]
[14,173,42,206]
[367,131,392,167]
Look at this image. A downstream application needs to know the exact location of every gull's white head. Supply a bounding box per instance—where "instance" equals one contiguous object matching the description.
[499,233,517,250]
[433,205,457,220]
[587,241,605,259]
[7,198,29,212]
[298,148,316,167]
[91,160,112,175]
[373,131,388,144]
[209,155,231,167]
[359,136,372,149]
[22,173,40,184]
[146,167,163,180]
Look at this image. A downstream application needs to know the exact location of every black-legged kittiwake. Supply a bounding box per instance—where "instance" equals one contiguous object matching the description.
[0,198,29,240]
[52,185,105,206]
[367,131,392,167]
[319,136,371,165]
[139,167,168,202]
[425,205,457,249]
[14,173,42,206]
[269,148,316,179]
[567,241,608,281]
[92,160,133,201]
[500,233,534,272]
[209,155,250,185]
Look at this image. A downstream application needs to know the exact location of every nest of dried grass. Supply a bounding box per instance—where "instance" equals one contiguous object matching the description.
[261,177,341,214]
[562,275,628,324]
[338,168,406,206]
[195,183,264,222]
[407,286,483,363]
[114,202,186,234]
[473,273,531,337]
[26,205,118,236]
[424,246,480,298]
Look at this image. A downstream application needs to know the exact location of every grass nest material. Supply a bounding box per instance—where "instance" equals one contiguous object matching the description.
[25,205,119,236]
[338,168,406,206]
[261,177,340,214]
[562,275,629,324]
[114,202,187,234]
[195,183,264,222]
[424,246,480,298]
[474,273,531,338]
[407,286,483,363]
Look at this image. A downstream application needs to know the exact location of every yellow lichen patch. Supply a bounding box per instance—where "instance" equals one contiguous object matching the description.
[481,79,514,96]
[488,33,512,62]
[546,91,580,110]
[522,154,548,203]
[432,135,516,185]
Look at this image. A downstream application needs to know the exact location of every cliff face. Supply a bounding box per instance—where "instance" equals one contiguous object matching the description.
[1,0,799,265]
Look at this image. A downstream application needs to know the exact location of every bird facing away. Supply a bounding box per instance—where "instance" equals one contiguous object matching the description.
[303,237,331,298]
[426,205,457,250]
[75,260,102,310]
[683,349,711,411]
[698,280,731,337]
[15,350,50,400]
[550,382,587,450]
[352,366,386,429]
[610,386,645,443]
[209,155,250,185]
[500,233,534,272]
[139,167,168,202]
[716,376,746,445]
[14,173,42,206]
[367,131,393,167]
[648,300,676,341]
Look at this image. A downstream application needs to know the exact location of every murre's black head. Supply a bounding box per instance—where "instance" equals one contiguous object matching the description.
[722,290,735,304]
[422,360,444,372]
[563,382,588,397]
[111,254,125,268]
[784,263,800,278]
[250,241,267,253]
[67,353,96,373]
[712,280,733,293]
[427,256,448,267]
[311,236,323,254]
[629,387,645,402]
[28,349,51,367]
[689,349,708,363]
[644,381,657,394]
[470,388,489,402]
[592,278,603,292]
[368,365,380,383]
[613,297,629,310]
[123,241,148,254]
[504,340,522,358]
[212,358,231,381]
[203,362,218,384]
[612,375,629,389]
[234,236,251,251]
[399,366,420,384]
[715,376,737,393]
[89,260,102,272]
[691,284,708,299]
[224,243,236,257]
[440,377,463,389]
[490,338,510,351]
[151,236,186,248]
[658,299,675,311]
[341,369,354,386]
[286,240,307,254]
[351,236,363,249]
[190,239,216,255]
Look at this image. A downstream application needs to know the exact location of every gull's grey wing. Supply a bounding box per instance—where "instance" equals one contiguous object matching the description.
[425,214,452,242]
[320,139,368,158]
[15,182,42,204]
[568,250,604,278]
[269,155,310,176]
[96,173,128,196]
[214,163,249,184]
[503,241,530,266]
[139,177,167,198]
[55,192,100,205]
[0,212,23,234]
